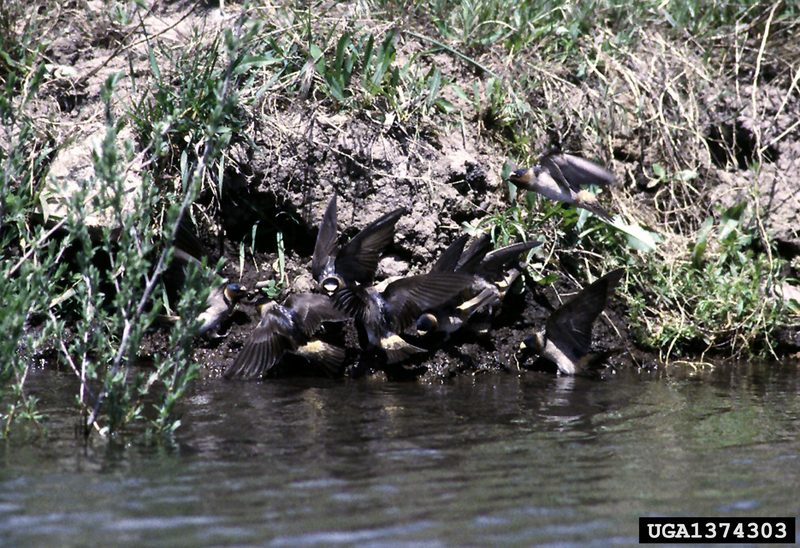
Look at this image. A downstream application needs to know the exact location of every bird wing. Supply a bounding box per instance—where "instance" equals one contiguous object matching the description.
[224,308,295,380]
[477,240,540,280]
[293,340,347,376]
[455,234,492,274]
[311,195,339,280]
[332,285,370,322]
[546,268,624,356]
[430,234,469,273]
[382,272,474,331]
[541,153,616,192]
[335,207,405,284]
[285,292,347,337]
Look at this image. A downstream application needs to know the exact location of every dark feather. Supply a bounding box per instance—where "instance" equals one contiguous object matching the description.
[431,234,470,273]
[294,340,346,376]
[476,240,540,279]
[335,207,405,284]
[311,195,339,280]
[382,272,474,331]
[224,312,292,380]
[541,153,616,192]
[455,234,492,274]
[225,293,346,380]
[580,200,614,223]
[333,286,376,325]
[546,268,624,356]
[284,293,346,337]
[332,285,370,320]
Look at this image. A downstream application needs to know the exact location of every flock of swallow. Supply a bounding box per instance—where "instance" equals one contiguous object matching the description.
[181,152,624,379]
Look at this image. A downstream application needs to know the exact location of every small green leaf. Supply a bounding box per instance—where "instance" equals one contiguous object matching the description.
[309,44,324,61]
[610,217,660,252]
[451,84,470,103]
[147,46,161,81]
[507,181,517,202]
[233,54,283,76]
[692,216,714,268]
[362,34,375,69]
[719,202,746,241]
[537,272,560,285]
[434,98,457,114]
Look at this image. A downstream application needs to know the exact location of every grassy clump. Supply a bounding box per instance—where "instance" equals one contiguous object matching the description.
[0,8,261,439]
[233,7,459,126]
[608,202,786,360]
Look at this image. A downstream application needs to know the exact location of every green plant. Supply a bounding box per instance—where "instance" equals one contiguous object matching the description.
[254,231,288,300]
[623,201,785,360]
[312,31,399,105]
[129,18,265,195]
[45,73,198,436]
[0,4,59,436]
[2,11,258,439]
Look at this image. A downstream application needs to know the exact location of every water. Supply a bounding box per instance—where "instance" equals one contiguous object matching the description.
[2,362,799,546]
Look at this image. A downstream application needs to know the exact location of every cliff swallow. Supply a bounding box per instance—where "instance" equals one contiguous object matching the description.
[520,268,624,375]
[312,194,405,295]
[416,235,540,337]
[224,293,348,380]
[508,152,616,221]
[334,272,474,364]
[197,282,249,338]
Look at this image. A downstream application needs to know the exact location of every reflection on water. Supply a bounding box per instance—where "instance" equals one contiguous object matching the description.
[1,362,799,546]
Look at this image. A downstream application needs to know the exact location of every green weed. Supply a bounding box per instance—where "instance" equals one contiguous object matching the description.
[1,10,257,439]
[628,201,786,360]
[0,3,59,436]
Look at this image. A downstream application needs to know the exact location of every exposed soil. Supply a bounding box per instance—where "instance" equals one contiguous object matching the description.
[157,102,647,379]
[706,82,800,257]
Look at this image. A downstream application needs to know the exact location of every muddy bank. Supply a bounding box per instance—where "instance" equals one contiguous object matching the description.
[24,2,800,381]
[161,104,643,379]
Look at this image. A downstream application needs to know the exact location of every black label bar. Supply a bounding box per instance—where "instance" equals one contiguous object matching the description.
[639,517,796,543]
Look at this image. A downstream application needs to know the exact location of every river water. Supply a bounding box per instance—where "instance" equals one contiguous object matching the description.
[1,362,798,546]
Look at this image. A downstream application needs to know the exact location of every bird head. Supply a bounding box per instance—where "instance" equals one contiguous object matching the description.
[519,332,545,355]
[415,312,439,336]
[223,283,248,304]
[320,274,345,296]
[508,167,534,188]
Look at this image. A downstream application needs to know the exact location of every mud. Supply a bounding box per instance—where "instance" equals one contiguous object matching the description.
[172,97,638,378]
[706,81,800,258]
